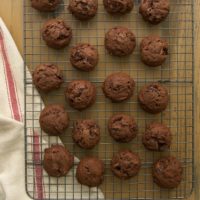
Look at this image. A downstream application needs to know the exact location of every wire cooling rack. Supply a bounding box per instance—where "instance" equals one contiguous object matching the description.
[24,0,194,199]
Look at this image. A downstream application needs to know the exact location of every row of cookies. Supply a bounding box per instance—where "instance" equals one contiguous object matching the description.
[41,18,168,67]
[44,145,182,189]
[31,0,169,25]
[40,104,170,150]
[33,70,169,113]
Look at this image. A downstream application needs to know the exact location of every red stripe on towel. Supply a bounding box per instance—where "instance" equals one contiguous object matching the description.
[0,27,45,199]
[0,29,22,122]
[33,133,44,199]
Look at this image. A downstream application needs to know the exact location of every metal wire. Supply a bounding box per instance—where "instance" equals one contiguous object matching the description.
[24,0,194,199]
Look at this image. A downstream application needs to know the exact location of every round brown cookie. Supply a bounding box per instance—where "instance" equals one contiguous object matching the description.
[41,19,72,49]
[152,156,183,188]
[65,80,96,110]
[103,0,133,15]
[39,104,69,136]
[43,145,74,177]
[31,0,61,12]
[105,26,136,57]
[68,0,98,20]
[140,35,168,67]
[32,64,63,93]
[76,156,104,187]
[139,0,170,25]
[70,43,98,72]
[72,119,100,149]
[102,72,135,102]
[138,82,169,114]
[108,114,138,143]
[142,122,172,151]
[111,150,141,179]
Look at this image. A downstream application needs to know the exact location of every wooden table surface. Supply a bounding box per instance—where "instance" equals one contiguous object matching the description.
[1,0,200,200]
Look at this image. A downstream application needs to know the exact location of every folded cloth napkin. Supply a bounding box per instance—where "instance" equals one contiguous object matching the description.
[0,18,104,200]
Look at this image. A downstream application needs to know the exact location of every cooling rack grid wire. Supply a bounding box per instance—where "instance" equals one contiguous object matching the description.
[24,0,194,199]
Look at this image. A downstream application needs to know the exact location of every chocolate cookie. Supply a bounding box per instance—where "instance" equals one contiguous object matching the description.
[41,19,72,49]
[102,72,135,102]
[105,26,136,56]
[152,156,183,188]
[108,114,138,143]
[138,82,169,114]
[140,36,168,67]
[72,119,100,149]
[142,122,172,151]
[111,150,141,179]
[103,0,133,15]
[68,0,98,20]
[39,104,69,136]
[32,64,63,93]
[70,43,98,72]
[43,145,74,177]
[76,156,104,187]
[139,0,170,25]
[65,80,96,110]
[31,0,61,12]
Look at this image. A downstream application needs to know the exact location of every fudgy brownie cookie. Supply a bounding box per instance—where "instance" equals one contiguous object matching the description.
[140,35,168,67]
[138,82,169,114]
[105,26,136,56]
[43,145,74,177]
[31,0,61,12]
[102,72,135,102]
[68,0,98,20]
[139,0,170,24]
[41,19,72,49]
[39,104,69,136]
[65,80,96,110]
[152,156,183,188]
[76,156,104,187]
[33,64,63,93]
[72,119,100,149]
[108,114,138,143]
[70,43,98,72]
[103,0,133,15]
[142,122,172,151]
[111,150,141,179]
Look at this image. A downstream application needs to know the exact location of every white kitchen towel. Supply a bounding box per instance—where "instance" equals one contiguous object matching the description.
[0,18,104,200]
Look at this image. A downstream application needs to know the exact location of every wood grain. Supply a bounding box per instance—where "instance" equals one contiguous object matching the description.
[0,0,199,199]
